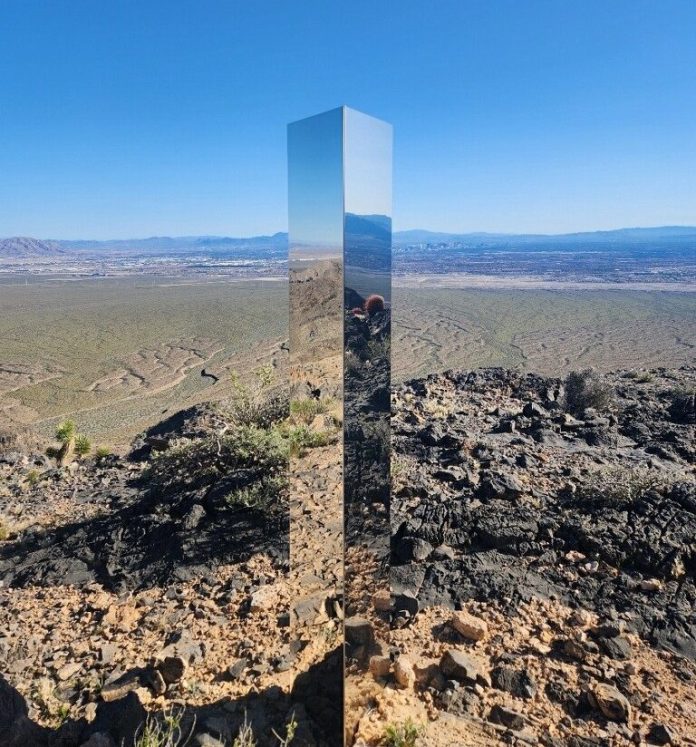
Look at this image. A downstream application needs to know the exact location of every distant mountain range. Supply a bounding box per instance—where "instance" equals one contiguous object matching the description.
[1,226,695,258]
[392,225,696,247]
[0,237,65,257]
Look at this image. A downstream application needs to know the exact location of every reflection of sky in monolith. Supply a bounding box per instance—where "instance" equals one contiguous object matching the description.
[288,106,344,259]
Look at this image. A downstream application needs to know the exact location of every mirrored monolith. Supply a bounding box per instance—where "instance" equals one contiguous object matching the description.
[288,106,392,746]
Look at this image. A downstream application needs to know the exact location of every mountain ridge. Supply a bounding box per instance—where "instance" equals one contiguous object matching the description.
[1,226,696,257]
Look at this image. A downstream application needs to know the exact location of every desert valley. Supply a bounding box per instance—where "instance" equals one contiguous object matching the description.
[0,229,695,746]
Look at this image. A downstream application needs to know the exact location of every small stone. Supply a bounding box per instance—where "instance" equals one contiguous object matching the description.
[489,704,525,730]
[81,734,116,747]
[569,608,593,627]
[56,662,81,681]
[157,655,187,684]
[565,550,586,563]
[491,666,536,699]
[432,544,455,560]
[182,504,206,530]
[99,643,118,666]
[394,656,415,689]
[369,656,391,679]
[439,688,479,716]
[598,636,632,661]
[133,686,153,705]
[450,610,488,641]
[102,603,140,632]
[439,650,483,685]
[156,631,203,665]
[647,723,677,745]
[249,584,279,612]
[227,658,247,681]
[291,593,329,626]
[562,637,587,661]
[523,401,548,418]
[101,670,143,702]
[372,589,392,612]
[588,682,631,722]
[393,591,419,618]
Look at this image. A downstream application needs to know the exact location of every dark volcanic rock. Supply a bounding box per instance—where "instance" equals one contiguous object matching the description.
[491,665,536,699]
[392,365,696,659]
[488,703,525,730]
[0,414,289,591]
[439,650,482,684]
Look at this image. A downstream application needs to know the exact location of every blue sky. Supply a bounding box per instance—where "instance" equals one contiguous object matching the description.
[1,0,695,239]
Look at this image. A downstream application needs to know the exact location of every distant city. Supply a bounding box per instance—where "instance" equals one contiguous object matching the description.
[1,226,695,286]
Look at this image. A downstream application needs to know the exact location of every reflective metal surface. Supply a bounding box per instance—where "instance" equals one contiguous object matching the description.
[342,109,392,742]
[288,107,345,744]
[288,107,392,746]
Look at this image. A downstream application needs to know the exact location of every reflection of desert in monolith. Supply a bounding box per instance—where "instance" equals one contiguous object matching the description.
[288,254,344,635]
[341,108,395,746]
[287,107,345,744]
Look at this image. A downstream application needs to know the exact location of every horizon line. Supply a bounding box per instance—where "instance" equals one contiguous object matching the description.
[3,223,696,243]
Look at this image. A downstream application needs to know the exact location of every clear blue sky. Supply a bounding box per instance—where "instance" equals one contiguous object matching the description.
[1,0,695,239]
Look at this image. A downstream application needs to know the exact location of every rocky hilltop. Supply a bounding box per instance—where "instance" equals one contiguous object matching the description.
[0,365,694,745]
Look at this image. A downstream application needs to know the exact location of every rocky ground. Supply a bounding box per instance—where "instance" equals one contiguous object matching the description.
[0,395,343,746]
[0,364,694,745]
[374,365,696,745]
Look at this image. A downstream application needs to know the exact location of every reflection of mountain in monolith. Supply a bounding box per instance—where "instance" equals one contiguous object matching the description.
[344,213,391,302]
[343,212,392,623]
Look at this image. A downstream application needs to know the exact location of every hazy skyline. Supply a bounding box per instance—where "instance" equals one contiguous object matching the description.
[1,1,696,240]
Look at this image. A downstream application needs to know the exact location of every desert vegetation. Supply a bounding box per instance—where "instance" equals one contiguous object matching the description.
[381,719,423,747]
[562,368,614,416]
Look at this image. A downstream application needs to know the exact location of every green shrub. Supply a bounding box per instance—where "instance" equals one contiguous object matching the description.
[231,712,296,747]
[272,713,297,746]
[285,425,335,458]
[668,386,696,424]
[290,397,331,425]
[563,369,614,416]
[628,370,654,383]
[95,445,112,460]
[74,434,91,457]
[145,424,288,506]
[232,718,257,747]
[345,350,363,377]
[227,369,289,428]
[225,477,286,511]
[225,366,289,428]
[575,467,666,509]
[227,391,289,429]
[134,707,188,747]
[55,420,77,443]
[26,469,41,486]
[52,420,92,464]
[366,337,389,362]
[382,718,423,747]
